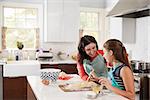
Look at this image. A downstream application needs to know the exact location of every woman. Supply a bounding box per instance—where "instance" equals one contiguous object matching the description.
[77,35,108,81]
[99,39,135,100]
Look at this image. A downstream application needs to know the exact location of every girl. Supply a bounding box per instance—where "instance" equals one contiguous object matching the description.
[99,39,135,100]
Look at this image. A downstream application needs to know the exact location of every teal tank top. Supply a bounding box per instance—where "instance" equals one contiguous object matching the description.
[108,64,126,90]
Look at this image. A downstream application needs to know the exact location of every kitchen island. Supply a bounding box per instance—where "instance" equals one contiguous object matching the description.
[27,75,128,100]
[3,60,40,100]
[3,60,77,100]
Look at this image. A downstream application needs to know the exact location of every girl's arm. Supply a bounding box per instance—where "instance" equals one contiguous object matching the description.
[99,66,135,100]
[119,66,135,100]
[77,62,88,81]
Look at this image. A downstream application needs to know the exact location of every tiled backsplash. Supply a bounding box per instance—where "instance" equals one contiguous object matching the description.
[0,50,36,61]
[0,49,76,61]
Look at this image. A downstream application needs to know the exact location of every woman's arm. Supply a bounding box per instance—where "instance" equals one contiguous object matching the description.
[99,66,135,100]
[77,62,88,81]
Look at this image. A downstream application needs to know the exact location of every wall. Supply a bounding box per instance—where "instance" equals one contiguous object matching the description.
[0,3,2,51]
[0,0,43,4]
[148,17,150,61]
[124,16,150,61]
[108,16,149,61]
[1,0,106,8]
[80,0,105,8]
[0,0,107,58]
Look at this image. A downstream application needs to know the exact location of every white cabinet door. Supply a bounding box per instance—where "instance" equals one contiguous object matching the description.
[109,17,135,43]
[62,0,80,42]
[44,0,63,42]
[44,0,79,42]
[109,17,122,40]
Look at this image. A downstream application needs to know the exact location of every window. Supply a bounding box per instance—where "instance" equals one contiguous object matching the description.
[80,11,99,41]
[2,7,39,50]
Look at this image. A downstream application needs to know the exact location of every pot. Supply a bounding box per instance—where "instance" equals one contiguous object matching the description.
[143,62,150,70]
[130,60,145,70]
[131,60,150,71]
[135,62,144,70]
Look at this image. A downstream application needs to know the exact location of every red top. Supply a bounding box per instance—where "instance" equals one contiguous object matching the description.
[77,50,104,81]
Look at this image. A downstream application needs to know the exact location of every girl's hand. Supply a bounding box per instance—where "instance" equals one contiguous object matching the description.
[98,77,111,89]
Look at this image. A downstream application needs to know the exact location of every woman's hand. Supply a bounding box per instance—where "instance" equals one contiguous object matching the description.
[98,77,112,89]
[87,69,97,81]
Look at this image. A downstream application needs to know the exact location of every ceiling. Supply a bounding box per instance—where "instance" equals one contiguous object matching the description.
[0,0,106,8]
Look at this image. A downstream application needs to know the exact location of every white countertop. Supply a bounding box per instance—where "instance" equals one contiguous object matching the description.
[27,75,128,100]
[4,60,40,77]
[39,59,76,64]
[0,63,5,65]
[3,60,76,77]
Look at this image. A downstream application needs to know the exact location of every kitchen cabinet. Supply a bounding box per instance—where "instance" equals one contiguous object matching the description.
[41,64,78,74]
[27,82,37,100]
[0,65,3,100]
[3,77,27,100]
[109,17,136,43]
[44,0,80,42]
[3,60,40,77]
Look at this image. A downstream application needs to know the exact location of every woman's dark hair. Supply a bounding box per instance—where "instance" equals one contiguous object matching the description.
[103,39,130,67]
[78,35,98,64]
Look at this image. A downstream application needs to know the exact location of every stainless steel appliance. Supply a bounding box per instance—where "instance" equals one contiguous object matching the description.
[107,0,150,18]
[38,50,53,61]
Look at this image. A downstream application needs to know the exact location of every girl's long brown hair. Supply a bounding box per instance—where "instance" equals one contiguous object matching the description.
[103,39,130,67]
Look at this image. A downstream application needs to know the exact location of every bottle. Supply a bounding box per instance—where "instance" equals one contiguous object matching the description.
[35,49,39,60]
[15,50,23,60]
[16,55,19,61]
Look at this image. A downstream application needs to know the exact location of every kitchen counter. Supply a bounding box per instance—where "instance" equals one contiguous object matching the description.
[39,59,76,64]
[3,60,76,77]
[4,60,40,77]
[27,75,128,100]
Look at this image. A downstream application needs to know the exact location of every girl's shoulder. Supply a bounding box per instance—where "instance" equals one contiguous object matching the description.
[120,65,132,74]
[113,64,129,77]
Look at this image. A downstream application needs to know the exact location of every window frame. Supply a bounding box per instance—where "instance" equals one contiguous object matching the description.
[80,7,101,41]
[0,2,43,50]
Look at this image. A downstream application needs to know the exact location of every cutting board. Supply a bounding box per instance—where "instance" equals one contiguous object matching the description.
[59,83,92,92]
